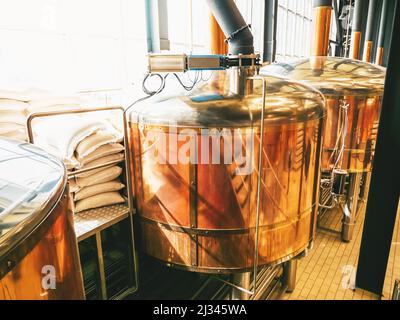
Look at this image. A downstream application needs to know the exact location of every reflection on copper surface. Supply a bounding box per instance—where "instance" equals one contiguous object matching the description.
[350,31,361,60]
[262,57,386,173]
[131,122,322,271]
[363,41,373,63]
[375,47,384,66]
[128,73,325,273]
[311,6,332,58]
[0,191,84,300]
[322,96,381,172]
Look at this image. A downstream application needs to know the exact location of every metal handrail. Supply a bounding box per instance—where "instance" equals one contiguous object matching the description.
[68,159,124,178]
[26,105,139,295]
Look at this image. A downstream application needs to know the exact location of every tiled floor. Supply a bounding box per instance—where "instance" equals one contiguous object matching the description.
[281,201,400,300]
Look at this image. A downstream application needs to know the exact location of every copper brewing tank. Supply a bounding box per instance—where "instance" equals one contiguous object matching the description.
[0,138,84,299]
[262,57,386,173]
[128,71,326,273]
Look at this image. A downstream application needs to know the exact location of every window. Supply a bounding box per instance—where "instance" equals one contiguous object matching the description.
[166,0,264,55]
[167,0,209,54]
[0,0,148,103]
[276,0,313,61]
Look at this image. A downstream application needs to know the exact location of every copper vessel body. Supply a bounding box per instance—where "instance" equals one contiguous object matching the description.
[0,190,84,300]
[363,41,373,63]
[322,95,381,173]
[262,57,386,174]
[311,7,332,58]
[350,31,361,60]
[375,47,384,66]
[210,14,228,55]
[129,109,323,272]
[0,138,84,300]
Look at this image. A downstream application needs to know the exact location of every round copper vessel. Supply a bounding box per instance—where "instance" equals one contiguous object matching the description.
[262,57,386,173]
[128,72,326,273]
[0,138,84,299]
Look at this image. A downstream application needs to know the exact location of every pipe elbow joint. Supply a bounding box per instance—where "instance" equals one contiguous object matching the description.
[228,30,254,55]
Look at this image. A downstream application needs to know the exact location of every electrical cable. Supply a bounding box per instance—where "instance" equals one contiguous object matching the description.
[126,73,169,114]
[173,72,201,91]
[127,69,203,114]
[201,70,214,82]
[323,100,349,190]
[334,102,349,169]
[142,73,169,96]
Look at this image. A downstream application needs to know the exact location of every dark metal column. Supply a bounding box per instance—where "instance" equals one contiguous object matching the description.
[356,0,400,296]
[332,0,343,57]
[263,0,278,63]
[375,0,389,65]
[362,0,377,62]
[349,0,364,59]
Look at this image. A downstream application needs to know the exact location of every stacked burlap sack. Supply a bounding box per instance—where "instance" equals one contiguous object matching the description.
[34,114,126,213]
[0,95,29,141]
[0,90,82,141]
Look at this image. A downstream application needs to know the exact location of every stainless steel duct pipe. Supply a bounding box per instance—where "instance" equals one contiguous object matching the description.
[206,0,254,55]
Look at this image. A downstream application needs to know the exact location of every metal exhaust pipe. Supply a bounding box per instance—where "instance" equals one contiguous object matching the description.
[349,0,363,59]
[206,0,254,55]
[310,0,333,71]
[375,0,388,65]
[311,0,333,57]
[363,0,378,62]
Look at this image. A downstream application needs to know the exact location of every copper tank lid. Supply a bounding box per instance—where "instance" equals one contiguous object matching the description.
[129,72,326,128]
[261,57,386,97]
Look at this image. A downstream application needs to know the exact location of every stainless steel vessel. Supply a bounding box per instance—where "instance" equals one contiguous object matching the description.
[128,71,326,273]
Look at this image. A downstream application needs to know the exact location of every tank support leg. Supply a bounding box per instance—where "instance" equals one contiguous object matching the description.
[231,272,251,300]
[359,171,372,202]
[341,172,362,242]
[282,259,298,293]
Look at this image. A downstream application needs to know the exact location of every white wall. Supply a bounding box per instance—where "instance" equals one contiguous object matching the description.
[0,0,327,105]
[0,0,148,103]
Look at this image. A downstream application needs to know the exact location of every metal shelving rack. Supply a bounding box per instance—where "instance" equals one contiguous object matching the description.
[26,106,138,300]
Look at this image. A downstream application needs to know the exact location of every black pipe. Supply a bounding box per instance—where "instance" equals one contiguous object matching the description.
[333,0,343,56]
[206,0,254,55]
[352,0,363,32]
[356,0,400,295]
[377,0,389,48]
[365,0,378,41]
[313,0,332,8]
[263,0,278,63]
